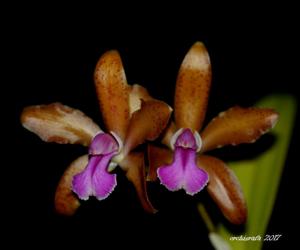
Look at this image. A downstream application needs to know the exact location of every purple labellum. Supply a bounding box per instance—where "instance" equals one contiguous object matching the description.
[72,132,119,200]
[157,128,209,195]
[89,132,119,155]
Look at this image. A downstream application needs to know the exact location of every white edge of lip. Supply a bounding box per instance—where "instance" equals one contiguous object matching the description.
[110,131,125,164]
[170,128,185,150]
[92,130,105,138]
[90,130,125,167]
[194,130,202,152]
[170,128,202,152]
[110,131,123,154]
[107,162,118,172]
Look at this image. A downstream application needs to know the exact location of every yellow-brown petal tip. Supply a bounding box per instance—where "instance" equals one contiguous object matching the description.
[201,107,279,152]
[198,155,247,224]
[21,103,101,146]
[94,50,130,140]
[175,41,212,131]
[55,155,88,216]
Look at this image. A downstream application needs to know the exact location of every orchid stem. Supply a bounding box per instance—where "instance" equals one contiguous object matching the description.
[197,203,216,233]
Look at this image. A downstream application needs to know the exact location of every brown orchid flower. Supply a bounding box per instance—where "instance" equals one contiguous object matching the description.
[147,42,279,224]
[21,50,172,215]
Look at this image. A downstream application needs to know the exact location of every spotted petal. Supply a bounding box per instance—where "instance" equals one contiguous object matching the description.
[201,106,279,152]
[197,155,247,224]
[174,41,212,131]
[123,100,172,155]
[119,152,156,213]
[21,103,101,146]
[94,50,130,140]
[161,122,177,149]
[147,144,173,181]
[55,155,88,216]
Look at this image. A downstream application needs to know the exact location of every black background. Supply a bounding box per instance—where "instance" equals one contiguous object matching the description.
[12,5,298,249]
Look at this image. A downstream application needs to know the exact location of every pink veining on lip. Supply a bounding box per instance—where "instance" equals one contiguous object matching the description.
[72,132,119,200]
[157,129,209,195]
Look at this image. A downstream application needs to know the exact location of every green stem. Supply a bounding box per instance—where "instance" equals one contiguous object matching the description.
[197,203,216,233]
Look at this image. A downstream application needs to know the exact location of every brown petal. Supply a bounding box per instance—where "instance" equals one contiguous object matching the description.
[94,50,130,140]
[201,106,279,152]
[174,41,212,131]
[129,84,153,115]
[147,144,173,181]
[21,103,101,146]
[161,122,177,149]
[119,152,157,213]
[123,100,172,155]
[197,155,247,224]
[55,155,88,216]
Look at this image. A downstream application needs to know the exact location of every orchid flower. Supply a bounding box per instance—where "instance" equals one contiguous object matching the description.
[21,50,172,215]
[147,42,279,224]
